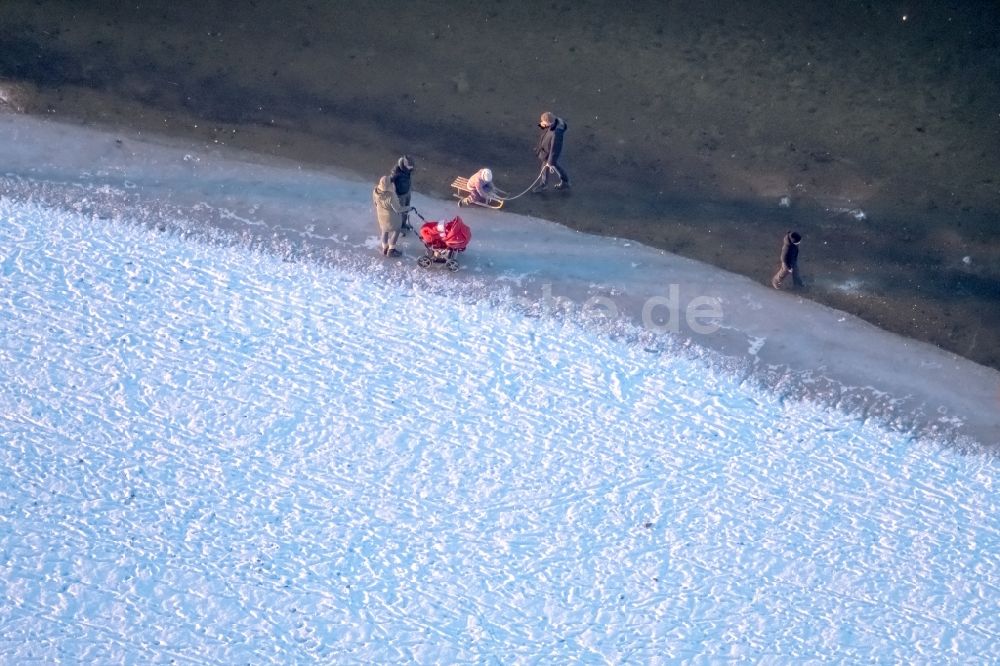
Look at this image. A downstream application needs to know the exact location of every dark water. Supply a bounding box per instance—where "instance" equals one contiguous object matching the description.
[2,0,999,367]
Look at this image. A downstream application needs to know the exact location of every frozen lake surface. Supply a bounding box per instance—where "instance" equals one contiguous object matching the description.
[0,114,998,661]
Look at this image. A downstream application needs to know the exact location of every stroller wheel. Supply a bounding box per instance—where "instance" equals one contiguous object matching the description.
[417,255,432,268]
[445,259,460,272]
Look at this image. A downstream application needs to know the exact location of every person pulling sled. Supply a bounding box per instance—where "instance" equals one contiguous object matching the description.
[532,111,570,192]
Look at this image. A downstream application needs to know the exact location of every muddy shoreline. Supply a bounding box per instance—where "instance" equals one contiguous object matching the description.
[2,0,998,368]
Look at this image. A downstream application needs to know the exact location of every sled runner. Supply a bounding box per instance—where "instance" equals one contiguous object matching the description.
[451,176,506,209]
[417,216,471,272]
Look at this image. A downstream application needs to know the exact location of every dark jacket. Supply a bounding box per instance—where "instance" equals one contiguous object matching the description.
[535,117,567,164]
[780,233,800,269]
[390,164,413,196]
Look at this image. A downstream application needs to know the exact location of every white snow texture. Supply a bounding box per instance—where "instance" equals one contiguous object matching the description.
[1,194,998,663]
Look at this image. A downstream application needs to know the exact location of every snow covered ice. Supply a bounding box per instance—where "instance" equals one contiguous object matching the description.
[1,114,999,662]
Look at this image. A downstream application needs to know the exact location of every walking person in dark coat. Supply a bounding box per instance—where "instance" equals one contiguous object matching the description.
[533,111,570,191]
[389,155,415,229]
[772,231,804,289]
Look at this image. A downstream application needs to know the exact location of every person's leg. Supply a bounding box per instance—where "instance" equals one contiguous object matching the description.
[399,193,411,227]
[771,265,789,288]
[791,264,804,287]
[379,231,390,254]
[385,230,401,256]
[553,162,570,187]
[533,163,550,192]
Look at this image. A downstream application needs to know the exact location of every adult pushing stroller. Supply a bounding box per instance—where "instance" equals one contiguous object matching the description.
[415,214,471,272]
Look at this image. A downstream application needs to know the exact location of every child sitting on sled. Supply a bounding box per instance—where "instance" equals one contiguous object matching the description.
[460,168,496,206]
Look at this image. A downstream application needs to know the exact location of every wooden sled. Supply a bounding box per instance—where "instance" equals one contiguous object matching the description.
[451,176,507,209]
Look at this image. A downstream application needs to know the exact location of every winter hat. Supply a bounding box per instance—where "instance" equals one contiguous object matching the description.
[398,155,414,170]
[539,111,555,127]
[789,231,802,243]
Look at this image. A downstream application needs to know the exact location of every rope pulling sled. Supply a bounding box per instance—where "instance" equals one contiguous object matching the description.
[450,165,557,209]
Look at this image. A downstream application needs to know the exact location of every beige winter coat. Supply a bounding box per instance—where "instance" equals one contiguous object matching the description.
[373,176,405,234]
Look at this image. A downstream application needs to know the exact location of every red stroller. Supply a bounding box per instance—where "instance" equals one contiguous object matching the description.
[415,215,471,271]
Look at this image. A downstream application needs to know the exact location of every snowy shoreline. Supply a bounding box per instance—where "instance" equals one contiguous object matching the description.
[2,112,999,661]
[2,113,996,447]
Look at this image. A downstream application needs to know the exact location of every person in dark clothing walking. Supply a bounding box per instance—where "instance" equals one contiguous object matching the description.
[533,112,570,191]
[772,231,804,289]
[389,155,415,228]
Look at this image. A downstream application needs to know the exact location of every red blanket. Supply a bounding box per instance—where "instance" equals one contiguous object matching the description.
[420,217,471,250]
